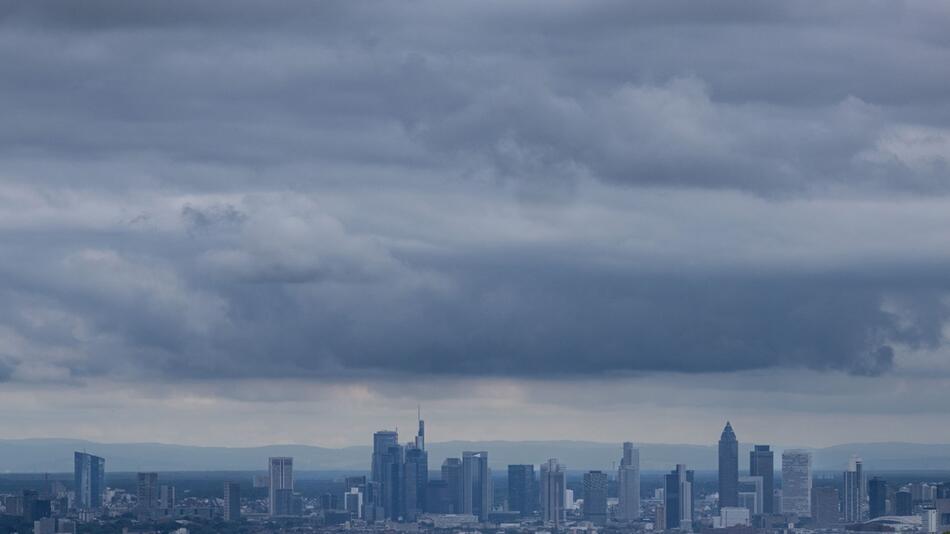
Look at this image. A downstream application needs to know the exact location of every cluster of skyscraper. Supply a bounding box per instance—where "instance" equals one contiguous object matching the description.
[338,419,641,527]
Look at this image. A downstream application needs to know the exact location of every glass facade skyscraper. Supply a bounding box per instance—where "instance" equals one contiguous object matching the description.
[749,445,774,514]
[718,422,739,510]
[74,452,105,511]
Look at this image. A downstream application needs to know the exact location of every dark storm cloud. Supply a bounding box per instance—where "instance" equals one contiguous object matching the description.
[0,1,949,384]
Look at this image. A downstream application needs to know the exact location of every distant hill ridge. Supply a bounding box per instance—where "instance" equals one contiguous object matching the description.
[1,438,947,473]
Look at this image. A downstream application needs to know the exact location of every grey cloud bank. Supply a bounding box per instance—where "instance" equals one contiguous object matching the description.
[0,0,949,416]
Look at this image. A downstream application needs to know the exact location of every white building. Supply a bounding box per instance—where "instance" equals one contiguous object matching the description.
[713,507,751,528]
[268,456,293,516]
[921,509,937,534]
[781,450,812,517]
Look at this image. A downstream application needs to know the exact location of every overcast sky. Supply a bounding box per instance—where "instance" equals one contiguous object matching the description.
[1,1,949,448]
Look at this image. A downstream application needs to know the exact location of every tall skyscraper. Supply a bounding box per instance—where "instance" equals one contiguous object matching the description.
[403,443,428,520]
[223,482,241,521]
[462,451,490,521]
[268,457,293,517]
[718,422,739,510]
[843,456,866,522]
[749,445,774,514]
[618,442,641,521]
[540,459,566,525]
[665,464,695,530]
[73,452,105,511]
[507,464,536,516]
[441,458,463,514]
[136,473,159,512]
[379,443,404,519]
[782,450,812,518]
[583,470,609,526]
[371,431,399,483]
[868,477,887,519]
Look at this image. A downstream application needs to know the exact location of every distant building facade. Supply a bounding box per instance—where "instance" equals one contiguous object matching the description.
[73,452,105,511]
[618,442,641,521]
[781,450,812,517]
[583,470,608,526]
[749,445,774,514]
[268,457,293,517]
[718,422,739,510]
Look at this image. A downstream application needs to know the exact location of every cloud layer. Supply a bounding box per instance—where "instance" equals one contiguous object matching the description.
[1,1,950,391]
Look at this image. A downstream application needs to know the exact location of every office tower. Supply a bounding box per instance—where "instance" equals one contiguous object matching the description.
[618,442,641,521]
[136,473,159,511]
[441,458,463,513]
[403,444,428,520]
[843,456,866,522]
[223,482,241,521]
[425,480,449,513]
[738,475,764,515]
[583,470,609,526]
[749,445,774,514]
[782,450,812,517]
[895,490,912,516]
[665,464,694,530]
[939,494,950,533]
[507,464,536,516]
[718,507,751,527]
[268,457,293,517]
[73,452,105,511]
[159,485,176,509]
[379,443,404,519]
[868,477,887,519]
[655,502,667,531]
[462,451,490,521]
[345,487,363,519]
[540,459,566,525]
[812,486,840,526]
[371,430,399,483]
[718,422,739,510]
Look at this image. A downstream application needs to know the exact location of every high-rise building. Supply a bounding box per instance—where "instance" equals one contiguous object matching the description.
[895,490,912,516]
[344,487,363,519]
[665,464,694,530]
[738,475,764,515]
[583,470,608,526]
[268,457,293,517]
[618,442,641,521]
[379,443,404,519]
[223,482,241,521]
[507,464,536,516]
[782,450,812,518]
[159,485,176,509]
[749,445,774,514]
[540,459,566,525]
[403,444,428,520]
[718,422,739,510]
[371,431,399,483]
[843,456,866,522]
[462,451,490,521]
[812,486,840,526]
[136,473,159,512]
[441,458,463,514]
[73,452,105,511]
[868,477,887,519]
